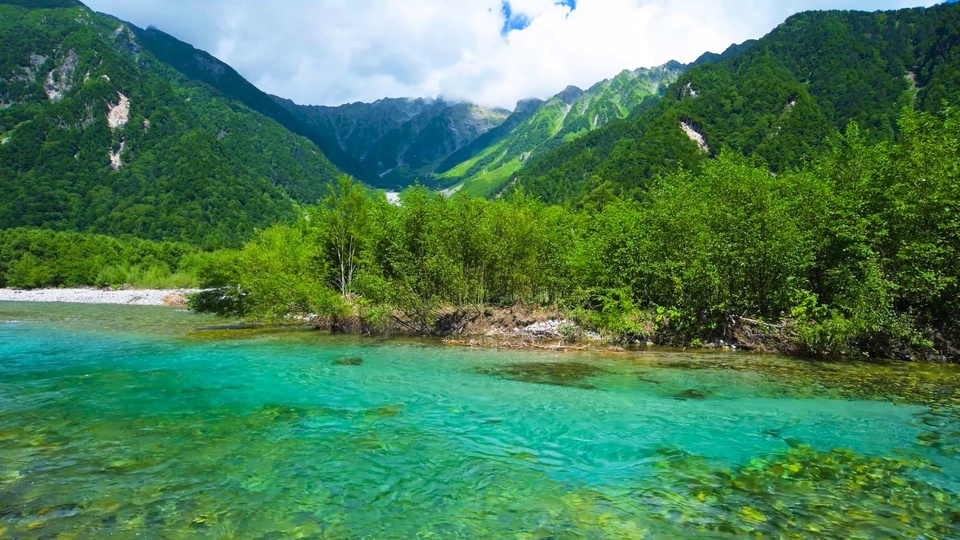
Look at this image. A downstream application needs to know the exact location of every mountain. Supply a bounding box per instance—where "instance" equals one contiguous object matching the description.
[514,2,960,205]
[432,62,685,198]
[123,23,367,180]
[0,0,344,247]
[274,96,511,188]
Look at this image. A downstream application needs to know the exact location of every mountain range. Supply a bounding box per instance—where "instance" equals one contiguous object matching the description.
[271,95,510,188]
[271,61,686,197]
[1,0,959,244]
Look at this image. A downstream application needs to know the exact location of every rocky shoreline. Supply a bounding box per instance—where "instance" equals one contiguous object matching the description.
[0,288,195,306]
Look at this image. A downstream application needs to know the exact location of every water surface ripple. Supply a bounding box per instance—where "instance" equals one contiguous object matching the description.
[1,302,958,538]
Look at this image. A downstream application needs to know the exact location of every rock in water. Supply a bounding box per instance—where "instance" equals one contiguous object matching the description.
[672,388,710,400]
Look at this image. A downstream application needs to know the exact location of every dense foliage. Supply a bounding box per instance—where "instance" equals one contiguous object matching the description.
[0,2,342,247]
[515,2,960,206]
[194,108,959,360]
[191,175,578,330]
[0,227,211,289]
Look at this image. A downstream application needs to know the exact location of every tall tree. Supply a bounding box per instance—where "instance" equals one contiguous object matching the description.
[312,176,371,297]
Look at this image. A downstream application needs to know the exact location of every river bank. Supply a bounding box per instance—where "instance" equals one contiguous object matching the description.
[0,288,195,306]
[3,289,952,361]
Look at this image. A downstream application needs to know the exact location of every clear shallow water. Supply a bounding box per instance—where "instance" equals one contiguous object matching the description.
[1,302,958,538]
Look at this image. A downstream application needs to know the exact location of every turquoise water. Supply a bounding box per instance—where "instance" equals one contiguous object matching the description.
[1,302,958,538]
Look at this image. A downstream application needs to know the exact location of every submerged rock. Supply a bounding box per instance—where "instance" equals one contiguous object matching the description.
[334,357,364,366]
[364,404,405,419]
[672,388,711,400]
[478,362,606,389]
[259,405,305,421]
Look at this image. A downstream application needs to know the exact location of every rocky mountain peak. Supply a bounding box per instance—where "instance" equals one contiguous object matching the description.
[555,85,584,105]
[515,97,545,113]
[660,59,685,72]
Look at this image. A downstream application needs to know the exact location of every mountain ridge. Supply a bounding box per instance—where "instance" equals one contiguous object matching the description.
[111,20,368,179]
[4,0,959,245]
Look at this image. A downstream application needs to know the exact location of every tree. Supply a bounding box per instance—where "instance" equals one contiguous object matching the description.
[312,175,371,297]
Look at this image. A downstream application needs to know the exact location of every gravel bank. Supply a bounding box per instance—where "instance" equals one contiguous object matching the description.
[0,288,196,306]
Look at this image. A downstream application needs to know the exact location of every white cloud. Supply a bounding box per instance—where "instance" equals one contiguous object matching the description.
[83,0,941,109]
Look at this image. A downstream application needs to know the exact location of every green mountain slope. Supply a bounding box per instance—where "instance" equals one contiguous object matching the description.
[515,2,960,205]
[125,24,367,180]
[0,1,343,246]
[436,62,685,198]
[274,96,511,189]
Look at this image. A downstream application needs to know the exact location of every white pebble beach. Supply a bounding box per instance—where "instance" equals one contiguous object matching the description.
[0,288,196,306]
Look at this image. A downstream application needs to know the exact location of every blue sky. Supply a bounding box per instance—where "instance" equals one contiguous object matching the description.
[501,2,532,34]
[501,1,576,34]
[84,0,943,108]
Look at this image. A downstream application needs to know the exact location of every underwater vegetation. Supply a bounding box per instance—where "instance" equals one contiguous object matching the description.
[639,445,959,538]
[334,356,364,366]
[476,361,608,389]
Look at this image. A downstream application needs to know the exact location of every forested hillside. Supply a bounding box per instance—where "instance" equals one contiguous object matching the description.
[2,1,958,362]
[515,2,960,205]
[127,24,368,179]
[182,2,960,360]
[434,63,684,198]
[0,1,343,246]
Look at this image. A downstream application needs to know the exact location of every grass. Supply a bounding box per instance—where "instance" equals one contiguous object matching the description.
[437,141,504,179]
[458,158,522,198]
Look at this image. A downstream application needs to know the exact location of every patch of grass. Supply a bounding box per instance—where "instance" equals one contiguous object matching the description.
[436,141,505,179]
[459,158,522,198]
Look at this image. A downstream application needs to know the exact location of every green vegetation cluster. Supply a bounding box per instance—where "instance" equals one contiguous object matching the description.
[0,2,342,247]
[0,227,209,289]
[192,107,960,361]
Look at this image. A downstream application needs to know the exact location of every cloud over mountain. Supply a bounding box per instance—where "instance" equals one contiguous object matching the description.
[85,0,939,108]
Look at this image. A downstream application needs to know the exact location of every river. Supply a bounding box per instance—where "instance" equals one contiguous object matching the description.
[1,302,958,538]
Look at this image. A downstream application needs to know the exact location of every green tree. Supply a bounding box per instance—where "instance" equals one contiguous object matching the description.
[311,175,371,297]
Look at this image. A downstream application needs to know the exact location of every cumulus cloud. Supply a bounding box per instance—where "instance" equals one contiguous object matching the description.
[83,0,940,108]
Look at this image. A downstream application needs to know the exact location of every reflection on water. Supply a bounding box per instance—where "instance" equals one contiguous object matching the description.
[1,301,959,538]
